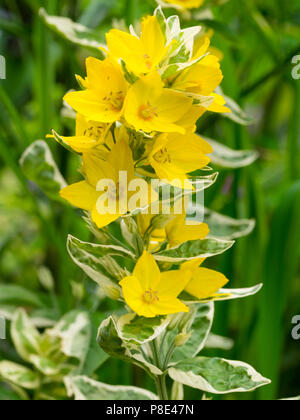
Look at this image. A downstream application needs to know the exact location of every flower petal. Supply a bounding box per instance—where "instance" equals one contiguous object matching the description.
[60,181,98,210]
[133,251,161,290]
[184,267,229,299]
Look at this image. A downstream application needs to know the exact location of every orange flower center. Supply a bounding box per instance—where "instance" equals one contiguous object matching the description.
[142,289,159,304]
[143,54,152,70]
[153,147,171,164]
[138,103,158,121]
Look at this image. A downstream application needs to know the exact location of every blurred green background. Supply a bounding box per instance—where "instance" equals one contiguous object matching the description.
[0,0,299,400]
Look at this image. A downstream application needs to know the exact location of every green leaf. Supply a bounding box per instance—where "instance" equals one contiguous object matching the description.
[67,235,129,289]
[20,140,66,201]
[171,303,214,363]
[65,376,158,401]
[11,310,42,363]
[168,357,271,394]
[47,310,91,363]
[117,313,170,345]
[204,137,259,169]
[39,9,105,54]
[119,218,144,257]
[97,316,162,377]
[158,173,218,207]
[0,285,44,308]
[0,384,24,401]
[205,334,234,351]
[204,208,256,240]
[0,361,40,390]
[29,355,62,377]
[222,94,256,126]
[79,0,118,28]
[153,238,234,263]
[181,284,263,304]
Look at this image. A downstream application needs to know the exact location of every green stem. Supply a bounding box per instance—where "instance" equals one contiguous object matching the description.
[163,343,176,371]
[150,341,169,400]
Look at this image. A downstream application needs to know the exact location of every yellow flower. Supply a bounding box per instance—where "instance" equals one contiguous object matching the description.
[180,259,229,300]
[53,114,111,153]
[124,72,193,134]
[64,57,128,123]
[60,139,157,228]
[162,0,204,10]
[137,213,209,248]
[149,132,213,188]
[120,251,190,318]
[165,214,209,247]
[169,38,231,114]
[106,16,169,76]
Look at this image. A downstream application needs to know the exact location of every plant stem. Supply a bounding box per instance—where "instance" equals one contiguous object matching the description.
[150,340,169,400]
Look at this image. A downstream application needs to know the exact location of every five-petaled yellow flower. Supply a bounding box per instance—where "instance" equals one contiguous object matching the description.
[106,16,169,76]
[120,251,190,318]
[170,38,231,115]
[60,139,157,228]
[138,213,209,249]
[53,114,111,154]
[149,132,213,188]
[64,57,128,123]
[181,258,229,300]
[162,0,204,10]
[124,72,193,134]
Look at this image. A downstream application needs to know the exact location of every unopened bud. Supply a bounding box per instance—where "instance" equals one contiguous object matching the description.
[167,313,182,331]
[38,266,54,291]
[174,332,191,347]
[178,311,194,331]
[71,281,84,301]
[103,286,121,301]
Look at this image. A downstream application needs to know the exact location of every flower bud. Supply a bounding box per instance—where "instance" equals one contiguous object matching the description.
[103,285,121,301]
[167,313,182,331]
[38,266,54,291]
[174,332,191,347]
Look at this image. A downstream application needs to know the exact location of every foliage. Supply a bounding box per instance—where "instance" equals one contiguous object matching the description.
[0,0,299,401]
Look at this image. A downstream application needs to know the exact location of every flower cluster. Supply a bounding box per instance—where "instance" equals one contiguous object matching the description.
[53,7,231,318]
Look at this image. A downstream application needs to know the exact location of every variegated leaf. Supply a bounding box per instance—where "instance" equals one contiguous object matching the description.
[181,284,263,304]
[171,303,214,363]
[65,376,158,401]
[11,310,42,363]
[40,9,105,53]
[67,235,129,289]
[97,316,162,377]
[205,137,259,169]
[117,313,170,345]
[0,361,40,390]
[47,310,91,363]
[154,238,234,263]
[204,208,256,240]
[20,140,67,201]
[168,357,271,394]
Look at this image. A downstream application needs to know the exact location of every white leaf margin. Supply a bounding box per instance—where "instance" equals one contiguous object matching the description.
[168,358,271,394]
